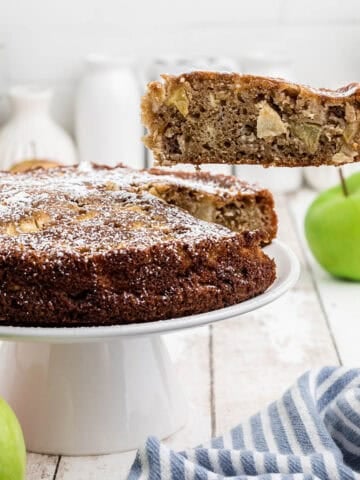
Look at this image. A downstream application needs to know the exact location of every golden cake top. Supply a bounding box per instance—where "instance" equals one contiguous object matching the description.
[0,164,260,258]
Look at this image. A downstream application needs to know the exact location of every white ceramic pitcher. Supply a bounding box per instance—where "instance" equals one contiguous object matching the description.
[0,86,77,170]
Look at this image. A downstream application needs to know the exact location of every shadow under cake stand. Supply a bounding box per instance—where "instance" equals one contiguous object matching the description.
[0,239,300,455]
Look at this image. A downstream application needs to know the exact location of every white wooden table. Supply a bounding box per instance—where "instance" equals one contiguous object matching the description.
[25,189,360,480]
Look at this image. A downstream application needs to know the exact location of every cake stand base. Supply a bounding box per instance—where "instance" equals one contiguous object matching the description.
[0,335,187,455]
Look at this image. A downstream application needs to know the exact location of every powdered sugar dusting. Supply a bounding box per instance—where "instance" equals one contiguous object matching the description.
[0,164,246,258]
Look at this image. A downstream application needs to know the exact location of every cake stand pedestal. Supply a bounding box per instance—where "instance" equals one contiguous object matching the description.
[0,240,299,455]
[0,336,186,455]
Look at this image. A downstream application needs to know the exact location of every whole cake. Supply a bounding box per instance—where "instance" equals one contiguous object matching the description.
[142,72,360,167]
[0,164,276,327]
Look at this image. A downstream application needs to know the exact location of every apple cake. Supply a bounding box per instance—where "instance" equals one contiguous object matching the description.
[142,71,360,167]
[0,164,276,327]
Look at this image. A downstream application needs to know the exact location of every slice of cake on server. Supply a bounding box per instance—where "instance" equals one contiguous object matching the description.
[142,72,360,167]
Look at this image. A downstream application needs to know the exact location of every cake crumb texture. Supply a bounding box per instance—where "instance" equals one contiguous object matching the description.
[142,72,360,167]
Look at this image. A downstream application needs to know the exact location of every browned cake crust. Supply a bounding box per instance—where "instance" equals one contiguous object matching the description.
[142,71,360,167]
[0,164,276,327]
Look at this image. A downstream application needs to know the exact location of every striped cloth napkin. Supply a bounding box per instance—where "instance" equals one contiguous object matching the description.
[127,367,360,479]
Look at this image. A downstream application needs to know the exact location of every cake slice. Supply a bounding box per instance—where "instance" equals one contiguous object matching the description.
[142,72,360,167]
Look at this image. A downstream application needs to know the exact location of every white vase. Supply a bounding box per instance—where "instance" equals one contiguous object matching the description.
[0,86,77,170]
[75,54,144,169]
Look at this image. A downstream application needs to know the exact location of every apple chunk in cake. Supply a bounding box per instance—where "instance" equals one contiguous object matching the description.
[142,71,360,167]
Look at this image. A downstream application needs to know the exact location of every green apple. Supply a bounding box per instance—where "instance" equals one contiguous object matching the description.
[305,171,360,280]
[0,398,26,480]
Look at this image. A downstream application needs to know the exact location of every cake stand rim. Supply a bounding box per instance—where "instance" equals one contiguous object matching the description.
[0,239,300,342]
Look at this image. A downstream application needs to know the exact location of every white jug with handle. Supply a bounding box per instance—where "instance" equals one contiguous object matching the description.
[0,85,77,170]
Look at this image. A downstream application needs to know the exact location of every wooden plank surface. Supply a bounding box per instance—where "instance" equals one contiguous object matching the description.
[26,453,58,480]
[289,189,360,366]
[212,195,339,435]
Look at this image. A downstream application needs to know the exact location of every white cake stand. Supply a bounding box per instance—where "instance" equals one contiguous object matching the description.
[0,239,299,455]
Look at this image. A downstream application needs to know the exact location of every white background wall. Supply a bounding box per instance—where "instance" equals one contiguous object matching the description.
[0,0,360,134]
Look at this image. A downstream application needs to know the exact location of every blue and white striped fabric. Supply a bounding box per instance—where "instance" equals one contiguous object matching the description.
[127,367,360,479]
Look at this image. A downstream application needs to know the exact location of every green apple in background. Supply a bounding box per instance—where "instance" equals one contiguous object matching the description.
[0,398,26,480]
[305,171,360,280]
